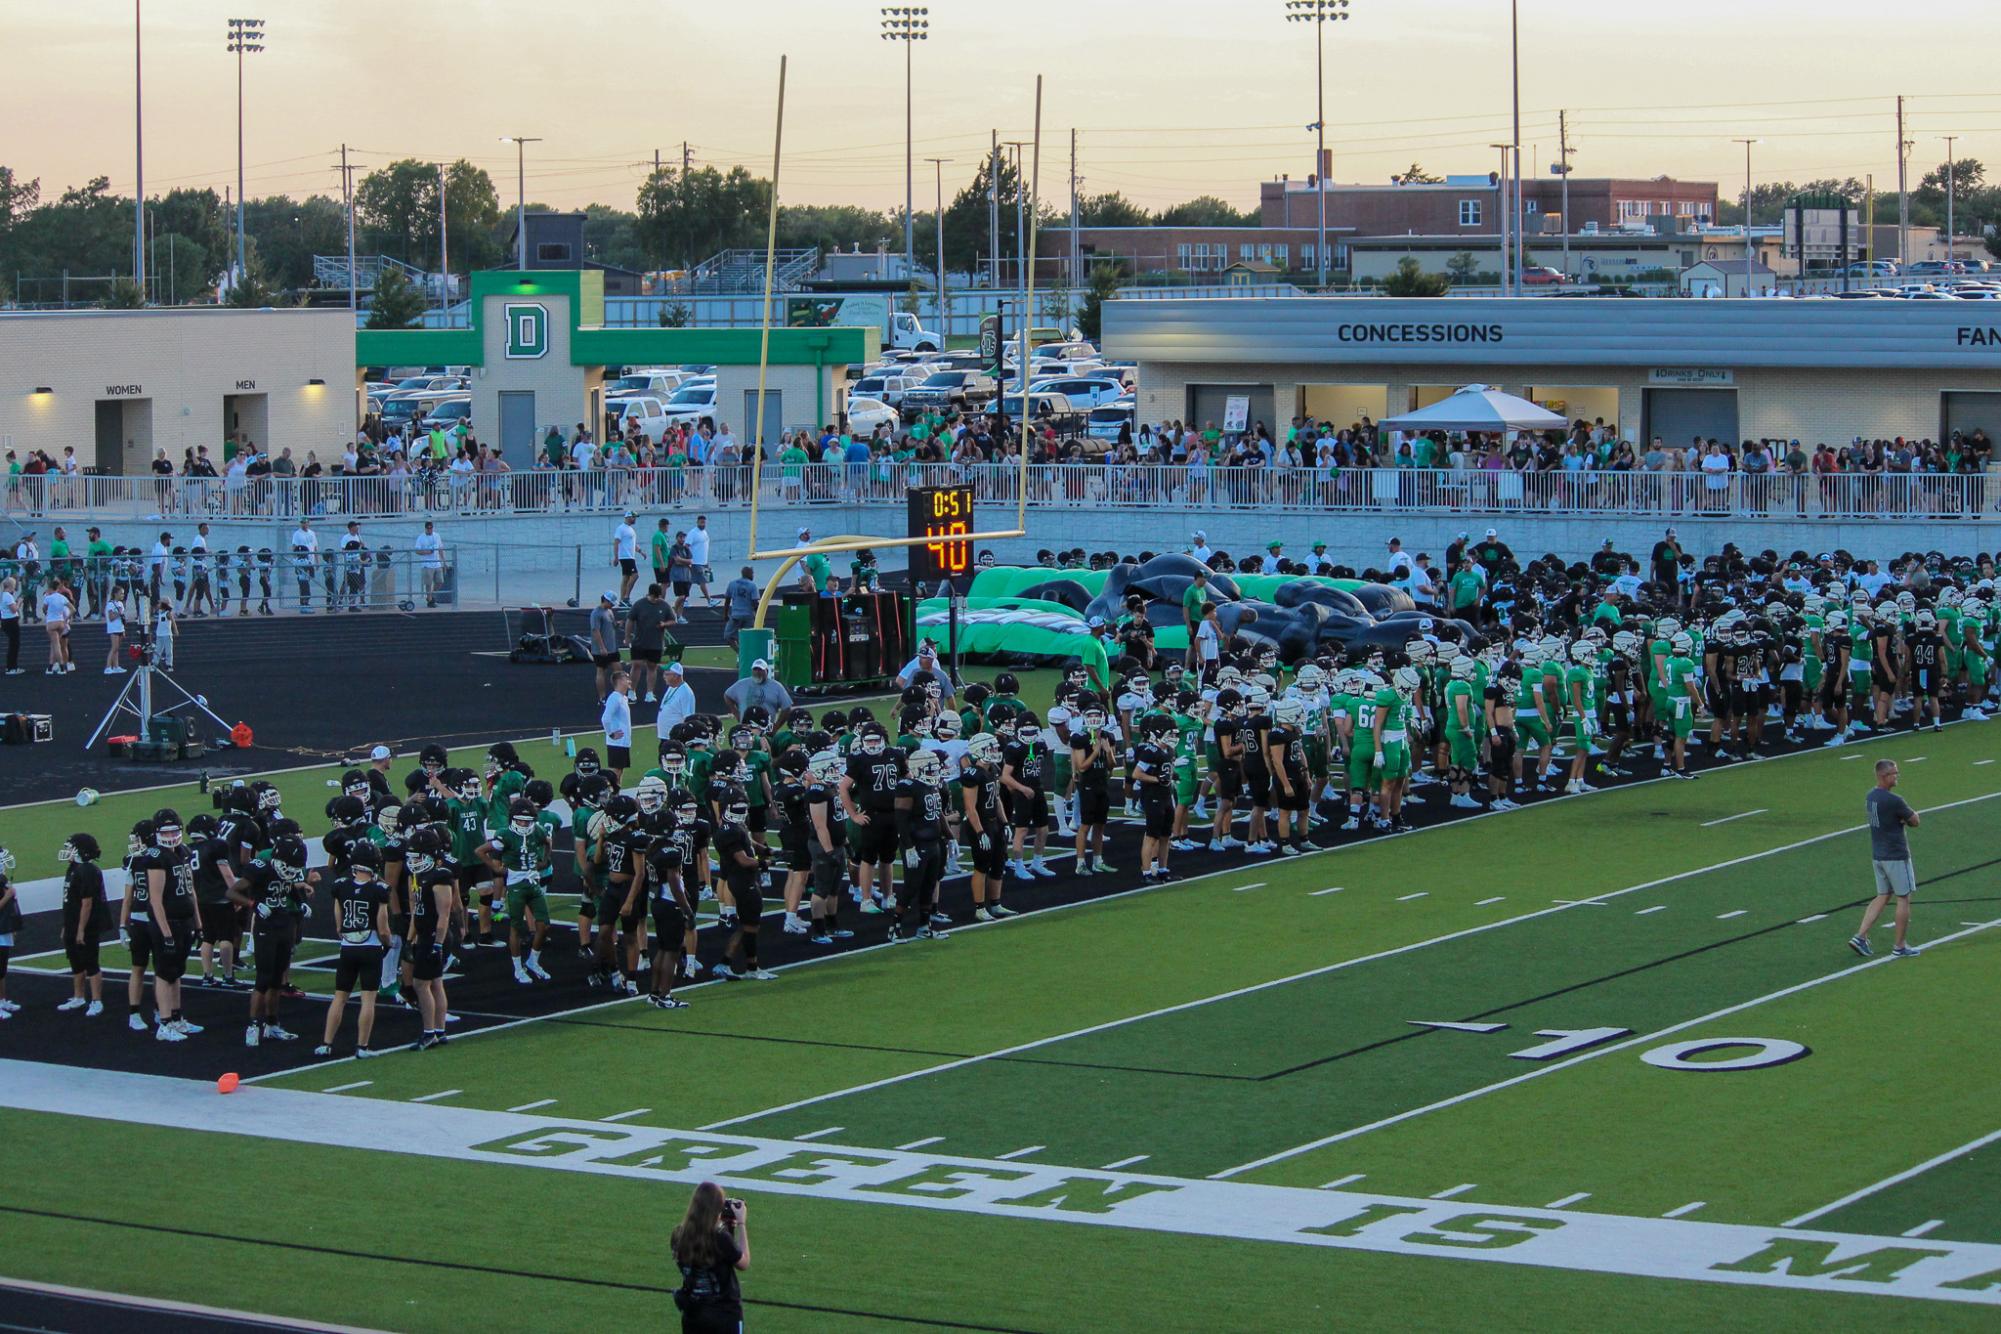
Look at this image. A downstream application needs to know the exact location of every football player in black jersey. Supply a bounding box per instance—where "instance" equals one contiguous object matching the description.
[711,787,775,980]
[804,751,850,945]
[643,794,693,1009]
[57,834,108,1016]
[1000,713,1055,879]
[591,794,648,993]
[960,733,1015,922]
[773,751,814,937]
[841,724,905,916]
[1907,608,1947,733]
[1069,701,1118,875]
[316,843,390,1058]
[187,813,243,989]
[1132,714,1179,880]
[667,791,713,979]
[891,750,952,942]
[143,810,203,1041]
[405,743,450,800]
[119,819,157,1031]
[232,833,311,1045]
[1207,688,1247,852]
[404,828,455,1049]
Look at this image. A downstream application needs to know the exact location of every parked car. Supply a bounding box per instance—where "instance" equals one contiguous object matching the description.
[1520,266,1570,286]
[1029,376,1128,409]
[420,395,472,430]
[903,369,998,411]
[659,382,719,425]
[1086,400,1137,443]
[851,373,923,408]
[843,396,897,435]
[1902,260,1961,277]
[993,390,1081,431]
[1847,260,1899,277]
[608,370,686,397]
[605,394,670,439]
[1030,340,1098,363]
[379,392,458,428]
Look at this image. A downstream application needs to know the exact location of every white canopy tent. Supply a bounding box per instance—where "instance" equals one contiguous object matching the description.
[1378,384,1567,434]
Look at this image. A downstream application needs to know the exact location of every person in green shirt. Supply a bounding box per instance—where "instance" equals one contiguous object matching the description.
[543,428,567,469]
[1371,670,1417,832]
[1181,570,1211,672]
[1443,656,1480,809]
[1447,561,1484,621]
[1664,636,1701,778]
[850,549,880,592]
[1515,649,1555,793]
[1563,644,1598,795]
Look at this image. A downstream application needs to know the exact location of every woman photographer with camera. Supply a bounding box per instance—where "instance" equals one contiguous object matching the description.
[671,1181,750,1332]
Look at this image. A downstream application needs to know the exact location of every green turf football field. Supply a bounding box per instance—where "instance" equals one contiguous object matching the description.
[5,695,2001,1330]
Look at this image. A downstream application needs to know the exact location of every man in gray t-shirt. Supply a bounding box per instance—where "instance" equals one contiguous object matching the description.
[590,592,622,703]
[1851,759,1920,958]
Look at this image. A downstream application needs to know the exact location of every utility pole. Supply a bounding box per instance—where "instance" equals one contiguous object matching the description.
[654,148,661,176]
[435,161,449,306]
[1490,142,1511,294]
[683,141,691,175]
[1556,109,1572,277]
[1068,128,1081,292]
[1896,95,1909,266]
[926,156,950,338]
[989,131,1000,289]
[1005,141,1028,303]
[1942,134,1958,265]
[499,136,542,269]
[134,0,145,292]
[1734,138,1759,296]
[341,144,356,312]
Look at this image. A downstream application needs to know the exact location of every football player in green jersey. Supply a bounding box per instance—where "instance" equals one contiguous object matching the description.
[1515,645,1557,792]
[479,797,554,985]
[1563,641,1599,795]
[1442,655,1481,809]
[1372,668,1418,833]
[1664,633,1702,779]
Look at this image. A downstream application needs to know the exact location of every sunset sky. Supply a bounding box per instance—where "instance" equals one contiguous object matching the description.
[10,0,2001,216]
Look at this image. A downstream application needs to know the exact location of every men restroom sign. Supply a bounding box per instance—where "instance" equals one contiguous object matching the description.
[504,303,549,359]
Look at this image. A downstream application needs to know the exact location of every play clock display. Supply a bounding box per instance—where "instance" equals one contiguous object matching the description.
[906,484,975,585]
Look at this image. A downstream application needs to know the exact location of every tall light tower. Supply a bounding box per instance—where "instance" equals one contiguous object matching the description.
[881,7,929,278]
[499,136,542,270]
[1285,0,1348,291]
[1734,137,1761,296]
[226,18,265,282]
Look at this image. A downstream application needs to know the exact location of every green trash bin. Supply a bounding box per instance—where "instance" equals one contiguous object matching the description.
[737,626,775,680]
[772,603,814,689]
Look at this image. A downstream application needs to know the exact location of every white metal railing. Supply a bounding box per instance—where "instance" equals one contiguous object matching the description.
[6,464,1994,524]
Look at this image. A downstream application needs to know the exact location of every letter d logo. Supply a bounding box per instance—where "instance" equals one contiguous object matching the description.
[505,303,549,359]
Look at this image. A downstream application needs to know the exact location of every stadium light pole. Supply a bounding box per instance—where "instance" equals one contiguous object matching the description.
[881,7,929,280]
[499,136,541,270]
[226,19,265,284]
[926,156,950,337]
[1286,0,1348,291]
[134,0,145,295]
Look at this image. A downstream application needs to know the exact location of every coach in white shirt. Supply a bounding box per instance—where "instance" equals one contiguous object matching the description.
[600,667,634,778]
[686,515,713,603]
[611,511,639,605]
[654,660,697,756]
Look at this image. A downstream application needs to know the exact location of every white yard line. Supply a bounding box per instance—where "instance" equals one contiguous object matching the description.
[704,792,2001,1135]
[1546,1192,1592,1209]
[790,1125,846,1141]
[1783,1127,2001,1228]
[1209,913,2001,1181]
[1717,909,1748,919]
[507,1099,557,1113]
[1397,891,1429,902]
[1905,1220,1946,1238]
[995,1144,1047,1161]
[322,1080,373,1094]
[1476,896,1506,906]
[1701,809,1768,828]
[1797,914,1827,924]
[1308,886,1345,897]
[1319,1173,1367,1189]
[1231,882,1267,894]
[410,1089,461,1103]
[896,1136,944,1151]
[1430,1183,1477,1199]
[600,1107,653,1123]
[1976,759,1996,766]
[1635,905,1668,915]
[1102,1154,1151,1170]
[1663,1201,1707,1219]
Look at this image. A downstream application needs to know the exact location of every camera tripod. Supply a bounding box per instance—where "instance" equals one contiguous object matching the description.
[85,653,234,754]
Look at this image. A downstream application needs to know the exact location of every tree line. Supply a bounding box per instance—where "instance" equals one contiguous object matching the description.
[0,149,1262,310]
